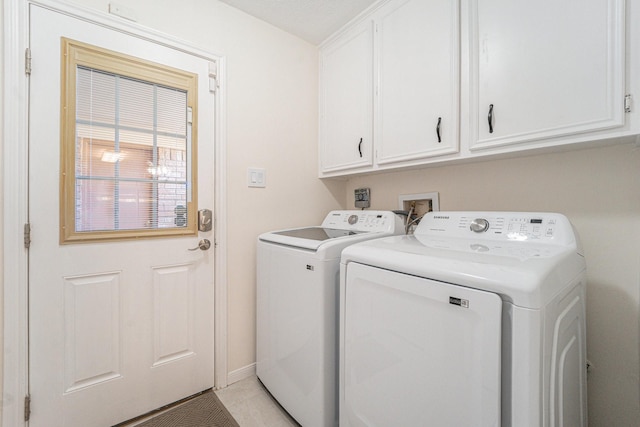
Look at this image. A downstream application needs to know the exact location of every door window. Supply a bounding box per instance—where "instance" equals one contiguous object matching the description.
[60,38,199,243]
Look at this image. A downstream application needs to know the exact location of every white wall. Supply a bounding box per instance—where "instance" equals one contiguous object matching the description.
[0,1,4,423]
[344,142,640,425]
[0,0,343,399]
[72,0,345,373]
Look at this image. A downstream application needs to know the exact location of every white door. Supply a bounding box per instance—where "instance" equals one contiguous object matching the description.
[341,262,502,427]
[28,5,215,426]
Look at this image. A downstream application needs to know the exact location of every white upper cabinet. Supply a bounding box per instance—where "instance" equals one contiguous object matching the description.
[377,0,460,164]
[319,0,637,178]
[319,20,374,173]
[319,0,460,176]
[469,0,626,150]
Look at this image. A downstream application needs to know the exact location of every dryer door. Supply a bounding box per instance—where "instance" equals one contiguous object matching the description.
[341,262,502,427]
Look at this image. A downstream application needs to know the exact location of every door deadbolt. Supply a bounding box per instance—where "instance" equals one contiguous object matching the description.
[198,209,213,232]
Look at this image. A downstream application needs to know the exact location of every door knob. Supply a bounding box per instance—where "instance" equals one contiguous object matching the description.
[188,239,211,251]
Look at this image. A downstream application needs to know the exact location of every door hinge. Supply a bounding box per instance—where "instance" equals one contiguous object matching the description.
[24,394,31,422]
[208,60,218,93]
[624,94,633,113]
[24,223,31,249]
[25,48,32,75]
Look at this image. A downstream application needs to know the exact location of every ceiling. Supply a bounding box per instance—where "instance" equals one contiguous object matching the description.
[218,0,379,45]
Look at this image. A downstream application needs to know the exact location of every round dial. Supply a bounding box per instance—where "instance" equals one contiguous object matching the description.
[470,218,490,233]
[348,214,359,225]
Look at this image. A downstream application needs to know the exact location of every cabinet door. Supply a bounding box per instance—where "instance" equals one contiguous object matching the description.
[377,0,460,164]
[320,21,374,173]
[470,0,625,150]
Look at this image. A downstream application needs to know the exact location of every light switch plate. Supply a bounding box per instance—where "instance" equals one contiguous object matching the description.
[248,168,266,188]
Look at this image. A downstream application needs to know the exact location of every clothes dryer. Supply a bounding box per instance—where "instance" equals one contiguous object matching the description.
[257,210,404,427]
[340,211,587,427]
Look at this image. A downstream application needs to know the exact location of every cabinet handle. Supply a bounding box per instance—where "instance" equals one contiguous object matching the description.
[488,104,494,134]
[358,138,363,158]
[436,117,442,143]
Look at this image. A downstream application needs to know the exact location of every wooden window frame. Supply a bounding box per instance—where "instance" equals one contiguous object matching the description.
[60,38,199,243]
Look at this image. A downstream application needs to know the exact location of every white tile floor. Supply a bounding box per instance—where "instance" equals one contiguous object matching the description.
[215,376,300,427]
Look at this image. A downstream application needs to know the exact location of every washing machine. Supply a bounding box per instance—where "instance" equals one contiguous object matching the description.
[339,211,587,427]
[257,210,404,427]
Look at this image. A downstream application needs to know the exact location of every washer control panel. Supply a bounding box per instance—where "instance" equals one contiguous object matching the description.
[416,211,575,246]
[322,210,401,233]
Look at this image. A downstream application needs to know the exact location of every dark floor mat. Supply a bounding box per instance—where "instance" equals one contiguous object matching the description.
[134,391,240,427]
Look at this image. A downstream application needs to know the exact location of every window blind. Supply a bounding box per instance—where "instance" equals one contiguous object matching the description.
[75,66,189,232]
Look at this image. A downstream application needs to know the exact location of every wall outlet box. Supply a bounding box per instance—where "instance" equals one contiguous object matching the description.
[398,192,440,216]
[398,192,439,233]
[355,188,370,208]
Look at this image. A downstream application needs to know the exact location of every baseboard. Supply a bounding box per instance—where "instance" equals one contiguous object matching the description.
[227,363,256,385]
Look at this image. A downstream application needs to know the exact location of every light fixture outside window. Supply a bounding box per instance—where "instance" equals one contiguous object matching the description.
[101,150,124,163]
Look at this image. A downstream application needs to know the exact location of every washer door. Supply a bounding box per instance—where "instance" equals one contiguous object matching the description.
[341,262,502,427]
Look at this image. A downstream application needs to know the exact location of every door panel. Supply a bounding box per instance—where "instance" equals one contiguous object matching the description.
[152,264,197,366]
[63,272,122,393]
[342,262,502,426]
[28,5,215,426]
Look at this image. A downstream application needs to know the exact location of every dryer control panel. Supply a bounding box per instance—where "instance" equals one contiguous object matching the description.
[416,211,577,246]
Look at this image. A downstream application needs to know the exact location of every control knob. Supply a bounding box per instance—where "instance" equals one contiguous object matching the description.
[470,218,490,233]
[348,214,359,225]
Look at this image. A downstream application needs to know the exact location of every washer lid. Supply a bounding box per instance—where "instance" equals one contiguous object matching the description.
[263,227,365,250]
[259,210,404,252]
[271,227,361,241]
